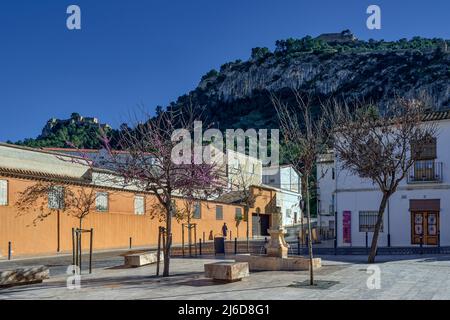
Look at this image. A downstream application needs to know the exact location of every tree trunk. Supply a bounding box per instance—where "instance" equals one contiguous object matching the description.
[368,192,390,263]
[163,203,173,277]
[305,178,314,286]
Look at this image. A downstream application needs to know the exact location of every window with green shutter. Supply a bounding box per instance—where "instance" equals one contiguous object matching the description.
[235,207,243,221]
[193,202,201,219]
[216,205,223,220]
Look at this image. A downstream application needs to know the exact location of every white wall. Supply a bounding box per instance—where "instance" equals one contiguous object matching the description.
[332,119,450,247]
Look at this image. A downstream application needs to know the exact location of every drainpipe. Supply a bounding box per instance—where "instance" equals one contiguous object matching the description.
[334,162,338,251]
[387,198,391,247]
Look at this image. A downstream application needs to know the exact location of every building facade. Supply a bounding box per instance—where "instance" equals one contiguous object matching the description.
[262,165,302,227]
[317,113,450,247]
[0,143,254,257]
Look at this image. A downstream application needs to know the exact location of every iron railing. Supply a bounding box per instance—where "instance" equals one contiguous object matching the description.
[408,161,443,183]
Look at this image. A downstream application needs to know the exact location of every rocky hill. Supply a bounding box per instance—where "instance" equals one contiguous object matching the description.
[177,31,450,130]
[14,31,450,148]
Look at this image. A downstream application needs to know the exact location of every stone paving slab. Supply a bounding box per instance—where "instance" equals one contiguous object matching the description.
[1,253,450,299]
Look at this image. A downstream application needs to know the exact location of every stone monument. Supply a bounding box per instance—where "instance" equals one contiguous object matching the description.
[264,207,289,258]
[235,206,322,271]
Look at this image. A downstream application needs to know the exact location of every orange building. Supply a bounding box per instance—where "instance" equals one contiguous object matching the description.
[0,143,273,257]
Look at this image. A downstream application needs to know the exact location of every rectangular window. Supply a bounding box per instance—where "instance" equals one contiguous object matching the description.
[0,180,8,206]
[412,137,437,160]
[193,202,201,219]
[96,192,109,212]
[48,186,64,210]
[216,205,223,220]
[134,195,145,215]
[359,211,382,232]
[235,207,243,220]
[286,208,292,218]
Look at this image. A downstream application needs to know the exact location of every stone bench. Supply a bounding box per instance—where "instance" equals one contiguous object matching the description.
[124,251,163,267]
[204,262,249,282]
[0,266,49,288]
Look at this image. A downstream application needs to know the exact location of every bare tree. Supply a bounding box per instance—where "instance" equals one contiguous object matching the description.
[101,107,224,277]
[66,186,98,230]
[16,182,71,227]
[330,98,437,263]
[16,182,98,252]
[272,91,329,285]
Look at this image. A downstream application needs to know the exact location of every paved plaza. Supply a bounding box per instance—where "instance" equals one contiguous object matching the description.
[1,251,450,299]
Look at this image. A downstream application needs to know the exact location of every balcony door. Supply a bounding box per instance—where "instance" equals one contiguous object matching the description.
[411,211,439,245]
[414,160,435,181]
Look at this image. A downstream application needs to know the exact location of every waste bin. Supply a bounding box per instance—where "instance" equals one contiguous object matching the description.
[214,236,225,255]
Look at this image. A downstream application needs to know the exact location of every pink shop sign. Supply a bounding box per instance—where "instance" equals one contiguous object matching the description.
[343,211,351,244]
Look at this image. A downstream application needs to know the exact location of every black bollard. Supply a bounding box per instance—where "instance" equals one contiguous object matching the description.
[8,241,12,260]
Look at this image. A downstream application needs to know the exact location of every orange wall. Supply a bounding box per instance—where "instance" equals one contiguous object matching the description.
[0,176,253,257]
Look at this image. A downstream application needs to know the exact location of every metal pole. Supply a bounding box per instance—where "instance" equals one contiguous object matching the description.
[365,232,368,254]
[156,227,162,276]
[203,231,205,243]
[297,237,300,255]
[57,211,60,253]
[234,237,237,254]
[188,224,192,257]
[199,238,202,256]
[264,237,267,254]
[181,224,185,257]
[194,225,197,257]
[129,237,132,249]
[8,241,11,260]
[75,231,79,268]
[78,230,82,272]
[420,234,423,255]
[72,228,75,266]
[89,229,93,274]
[438,231,441,254]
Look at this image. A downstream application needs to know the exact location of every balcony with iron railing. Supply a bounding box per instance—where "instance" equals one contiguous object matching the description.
[407,160,443,184]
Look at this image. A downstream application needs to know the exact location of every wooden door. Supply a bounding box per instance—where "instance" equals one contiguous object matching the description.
[411,211,439,245]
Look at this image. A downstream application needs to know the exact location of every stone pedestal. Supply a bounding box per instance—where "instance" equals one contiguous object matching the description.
[265,228,289,258]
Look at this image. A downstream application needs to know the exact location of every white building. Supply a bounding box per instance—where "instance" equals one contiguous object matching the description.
[263,165,302,227]
[317,111,450,247]
[316,151,336,234]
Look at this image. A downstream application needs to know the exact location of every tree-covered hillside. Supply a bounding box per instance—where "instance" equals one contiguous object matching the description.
[12,31,450,149]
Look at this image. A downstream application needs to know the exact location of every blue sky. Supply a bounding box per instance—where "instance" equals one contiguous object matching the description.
[0,0,449,142]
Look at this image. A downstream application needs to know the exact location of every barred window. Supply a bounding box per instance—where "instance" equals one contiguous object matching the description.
[412,136,437,160]
[0,180,8,206]
[193,202,201,219]
[48,186,64,210]
[134,195,145,215]
[359,211,382,232]
[96,192,109,212]
[216,205,223,220]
